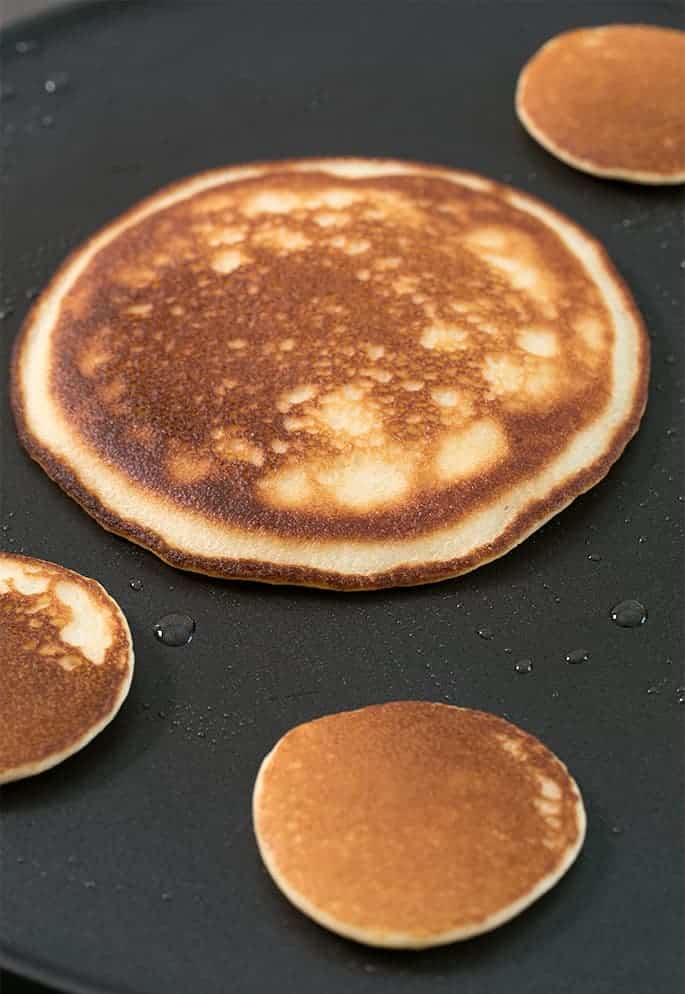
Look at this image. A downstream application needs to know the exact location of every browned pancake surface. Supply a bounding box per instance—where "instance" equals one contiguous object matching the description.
[254,702,585,943]
[0,554,132,781]
[49,169,613,539]
[518,25,685,179]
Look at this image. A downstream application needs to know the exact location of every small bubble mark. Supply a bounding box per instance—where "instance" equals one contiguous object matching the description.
[676,687,685,704]
[565,649,589,664]
[44,72,70,94]
[129,578,143,591]
[153,612,195,647]
[515,659,533,674]
[587,553,601,562]
[610,599,647,628]
[476,626,494,640]
[15,39,39,55]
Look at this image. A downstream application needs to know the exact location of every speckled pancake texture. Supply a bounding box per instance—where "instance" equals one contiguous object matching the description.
[0,553,133,784]
[12,159,648,588]
[253,701,586,947]
[516,25,685,183]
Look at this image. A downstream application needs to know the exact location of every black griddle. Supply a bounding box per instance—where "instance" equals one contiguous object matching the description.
[1,3,683,993]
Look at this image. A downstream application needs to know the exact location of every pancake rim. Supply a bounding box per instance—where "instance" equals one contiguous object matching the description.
[252,701,587,948]
[515,25,685,185]
[11,158,650,589]
[0,552,134,785]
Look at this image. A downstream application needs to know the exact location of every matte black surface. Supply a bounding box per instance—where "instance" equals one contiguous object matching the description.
[1,3,683,993]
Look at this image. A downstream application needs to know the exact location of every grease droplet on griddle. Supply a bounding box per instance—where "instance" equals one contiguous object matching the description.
[129,578,143,591]
[153,612,195,647]
[15,39,39,54]
[587,552,601,562]
[515,659,533,674]
[565,649,589,664]
[476,626,493,640]
[44,72,70,94]
[676,687,685,704]
[610,600,647,628]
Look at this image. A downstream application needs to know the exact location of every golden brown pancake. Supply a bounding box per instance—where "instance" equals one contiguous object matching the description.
[253,701,586,947]
[12,159,648,589]
[516,25,685,183]
[0,553,133,784]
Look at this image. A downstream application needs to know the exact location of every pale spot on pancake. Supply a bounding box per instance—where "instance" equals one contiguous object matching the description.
[534,797,560,819]
[98,378,126,404]
[271,439,289,454]
[78,341,112,377]
[243,190,302,215]
[58,654,82,672]
[316,453,409,510]
[314,212,346,228]
[213,433,264,467]
[208,226,245,246]
[537,776,562,801]
[254,226,311,252]
[278,384,318,412]
[523,363,558,404]
[166,447,213,484]
[436,418,508,482]
[113,265,156,289]
[228,338,247,350]
[316,386,379,437]
[401,380,424,392]
[517,328,558,357]
[392,274,419,295]
[170,304,185,316]
[483,354,525,395]
[279,338,296,352]
[364,344,385,361]
[361,367,392,384]
[55,579,111,664]
[261,466,312,507]
[283,415,311,432]
[356,269,370,281]
[211,248,248,274]
[125,304,153,317]
[575,315,605,351]
[497,734,525,759]
[431,387,459,408]
[420,322,468,352]
[0,562,49,596]
[329,235,370,255]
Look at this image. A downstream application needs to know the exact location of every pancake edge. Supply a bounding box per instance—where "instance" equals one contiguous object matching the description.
[11,157,650,590]
[0,552,135,785]
[251,701,587,948]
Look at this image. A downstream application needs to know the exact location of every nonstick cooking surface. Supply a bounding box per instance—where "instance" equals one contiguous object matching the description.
[1,3,683,993]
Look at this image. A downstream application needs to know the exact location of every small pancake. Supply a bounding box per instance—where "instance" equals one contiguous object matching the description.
[516,25,685,183]
[0,553,133,784]
[12,159,648,588]
[253,701,586,947]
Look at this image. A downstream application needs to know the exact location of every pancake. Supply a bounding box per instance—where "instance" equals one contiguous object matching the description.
[12,159,648,589]
[0,552,133,784]
[253,701,586,947]
[516,25,685,183]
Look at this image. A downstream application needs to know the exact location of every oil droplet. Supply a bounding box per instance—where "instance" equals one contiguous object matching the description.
[610,599,647,628]
[83,879,96,889]
[25,286,39,299]
[0,305,15,320]
[476,626,494,640]
[44,72,70,94]
[676,687,685,704]
[587,553,601,562]
[40,115,54,128]
[638,535,647,544]
[161,892,172,902]
[153,612,195,647]
[15,39,39,54]
[129,578,143,591]
[666,427,678,438]
[565,648,589,664]
[503,647,512,654]
[665,353,676,365]
[515,659,533,674]
[610,825,624,836]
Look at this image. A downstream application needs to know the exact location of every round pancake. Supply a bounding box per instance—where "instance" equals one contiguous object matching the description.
[12,159,648,589]
[253,701,586,947]
[516,25,685,183]
[0,552,133,784]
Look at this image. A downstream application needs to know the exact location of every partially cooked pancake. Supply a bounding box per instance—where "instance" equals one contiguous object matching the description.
[12,159,648,588]
[253,702,586,947]
[0,553,133,783]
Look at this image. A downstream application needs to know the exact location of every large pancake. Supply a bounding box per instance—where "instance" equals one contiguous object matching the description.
[516,25,685,184]
[12,159,648,589]
[253,701,586,947]
[0,553,133,784]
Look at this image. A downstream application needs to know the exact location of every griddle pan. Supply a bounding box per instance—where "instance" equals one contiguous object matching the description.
[1,2,683,993]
